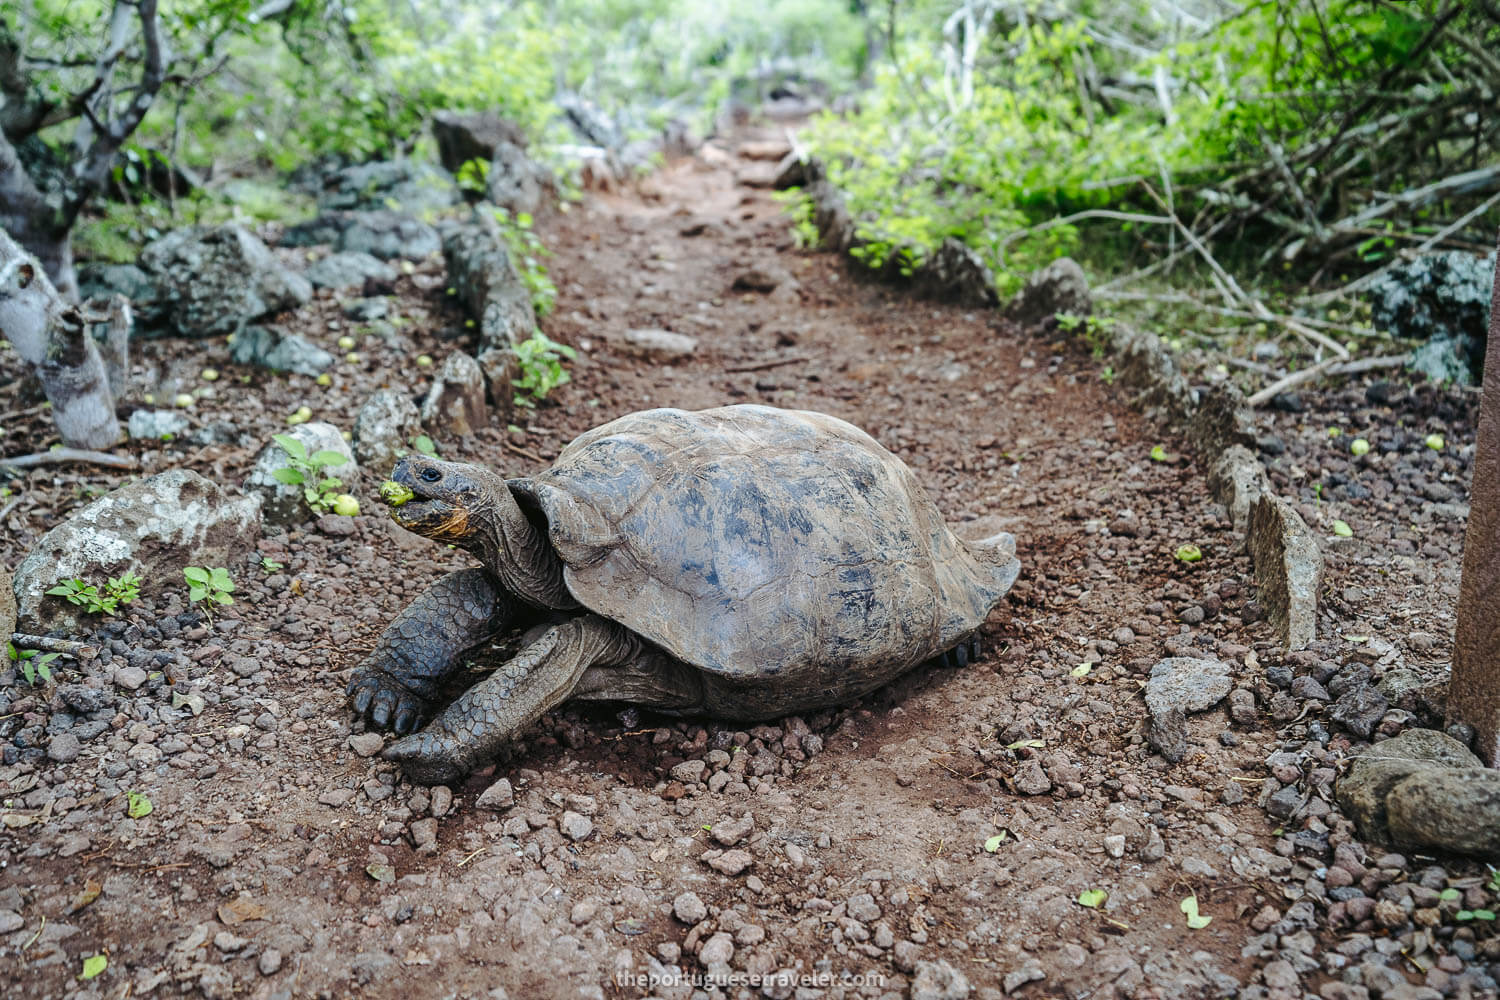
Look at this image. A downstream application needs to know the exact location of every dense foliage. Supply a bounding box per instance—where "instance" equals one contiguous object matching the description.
[797,0,1500,296]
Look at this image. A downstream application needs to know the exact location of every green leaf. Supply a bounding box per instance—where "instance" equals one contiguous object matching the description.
[1071,662,1092,678]
[1474,909,1496,921]
[81,954,108,979]
[272,434,308,460]
[184,567,210,584]
[1150,445,1168,462]
[213,592,235,606]
[1181,894,1211,929]
[126,790,152,819]
[984,833,1007,852]
[412,435,437,456]
[209,569,235,591]
[1440,887,1461,901]
[189,586,207,603]
[310,450,349,468]
[1078,889,1107,908]
[271,467,305,485]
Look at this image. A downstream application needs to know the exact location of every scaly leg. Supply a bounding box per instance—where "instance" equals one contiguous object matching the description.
[383,614,644,784]
[347,568,521,734]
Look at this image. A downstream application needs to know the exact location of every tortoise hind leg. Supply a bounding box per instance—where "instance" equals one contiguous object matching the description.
[383,614,646,784]
[348,568,520,734]
[938,635,982,668]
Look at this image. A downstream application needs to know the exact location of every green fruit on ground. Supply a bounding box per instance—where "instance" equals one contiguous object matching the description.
[332,494,360,517]
[1350,438,1371,456]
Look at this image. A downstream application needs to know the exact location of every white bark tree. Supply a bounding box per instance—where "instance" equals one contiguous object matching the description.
[0,227,123,449]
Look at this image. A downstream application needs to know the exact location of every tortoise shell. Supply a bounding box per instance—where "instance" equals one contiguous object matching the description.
[515,405,1018,684]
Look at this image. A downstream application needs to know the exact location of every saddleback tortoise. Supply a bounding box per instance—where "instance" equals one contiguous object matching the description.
[348,404,1020,784]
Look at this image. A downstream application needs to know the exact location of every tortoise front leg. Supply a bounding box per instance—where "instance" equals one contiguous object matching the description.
[382,614,640,784]
[347,568,521,734]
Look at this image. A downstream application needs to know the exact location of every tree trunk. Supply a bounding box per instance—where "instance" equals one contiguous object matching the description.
[0,228,120,449]
[1450,233,1500,767]
[0,130,77,299]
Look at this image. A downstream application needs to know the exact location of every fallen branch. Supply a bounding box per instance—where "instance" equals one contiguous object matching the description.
[9,633,98,660]
[1247,353,1409,407]
[724,354,814,373]
[1,448,137,470]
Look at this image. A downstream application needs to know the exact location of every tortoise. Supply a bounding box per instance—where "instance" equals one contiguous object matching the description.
[348,404,1020,784]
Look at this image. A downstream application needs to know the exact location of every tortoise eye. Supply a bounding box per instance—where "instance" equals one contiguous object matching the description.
[420,468,441,483]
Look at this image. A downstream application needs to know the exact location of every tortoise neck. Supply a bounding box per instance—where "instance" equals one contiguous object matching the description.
[469,473,575,610]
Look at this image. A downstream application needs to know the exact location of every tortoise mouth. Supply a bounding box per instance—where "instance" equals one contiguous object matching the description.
[382,458,484,545]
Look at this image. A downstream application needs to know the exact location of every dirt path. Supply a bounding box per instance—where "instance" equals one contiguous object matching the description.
[0,126,1485,1000]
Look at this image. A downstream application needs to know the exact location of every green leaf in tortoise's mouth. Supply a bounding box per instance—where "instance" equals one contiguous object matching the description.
[380,480,416,507]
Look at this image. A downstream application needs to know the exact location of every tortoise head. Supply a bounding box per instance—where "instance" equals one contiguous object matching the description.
[382,456,504,548]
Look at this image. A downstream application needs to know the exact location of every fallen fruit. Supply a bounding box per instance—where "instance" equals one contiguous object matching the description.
[200,368,219,381]
[1174,544,1203,563]
[1350,438,1371,456]
[316,373,332,387]
[416,354,434,367]
[1425,433,1444,451]
[173,393,194,408]
[337,335,356,350]
[332,494,360,517]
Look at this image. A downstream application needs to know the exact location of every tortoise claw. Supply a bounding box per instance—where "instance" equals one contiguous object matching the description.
[347,669,430,734]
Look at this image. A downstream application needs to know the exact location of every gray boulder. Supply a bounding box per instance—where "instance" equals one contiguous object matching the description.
[1144,657,1232,763]
[244,423,357,526]
[1387,769,1500,858]
[1367,250,1493,384]
[420,352,488,437]
[1336,728,1486,850]
[1248,495,1322,650]
[13,470,262,630]
[317,159,459,214]
[1005,257,1091,328]
[77,263,162,326]
[140,224,312,337]
[486,141,549,217]
[305,251,397,290]
[229,325,334,376]
[354,390,423,475]
[477,347,520,421]
[1207,445,1270,540]
[126,409,191,440]
[338,211,442,261]
[443,217,537,352]
[917,238,997,308]
[281,211,441,261]
[432,111,528,173]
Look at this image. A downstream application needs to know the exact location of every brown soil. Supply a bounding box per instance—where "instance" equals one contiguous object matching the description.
[0,124,1487,1000]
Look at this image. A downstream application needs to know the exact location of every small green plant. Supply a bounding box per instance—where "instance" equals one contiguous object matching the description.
[259,557,285,574]
[492,209,557,318]
[456,157,489,196]
[773,188,820,249]
[512,331,577,408]
[8,642,60,686]
[410,434,438,456]
[184,567,235,614]
[270,434,350,514]
[45,572,140,616]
